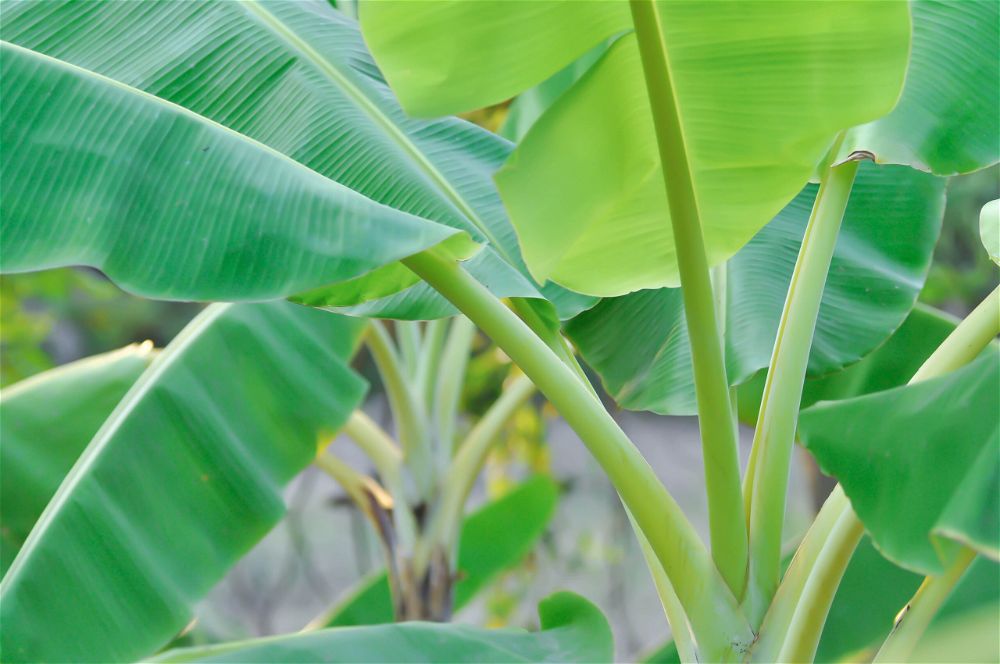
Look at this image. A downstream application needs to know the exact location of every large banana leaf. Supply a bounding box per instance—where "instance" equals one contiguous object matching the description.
[841,0,999,175]
[799,350,1000,574]
[0,0,551,307]
[0,303,367,663]
[362,1,910,296]
[0,345,153,575]
[313,475,558,627]
[566,164,944,415]
[154,592,613,663]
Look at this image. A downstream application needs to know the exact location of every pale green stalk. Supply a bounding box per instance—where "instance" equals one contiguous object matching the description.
[508,298,596,397]
[911,284,999,382]
[873,547,977,663]
[416,373,536,574]
[777,507,864,663]
[632,515,698,664]
[314,453,385,521]
[396,321,422,379]
[745,153,860,623]
[366,321,432,497]
[416,319,448,405]
[628,0,747,595]
[751,487,850,661]
[402,250,753,660]
[342,409,402,486]
[433,316,476,469]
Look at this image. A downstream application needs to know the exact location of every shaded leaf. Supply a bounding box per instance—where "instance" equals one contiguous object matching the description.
[0,345,153,574]
[153,592,613,663]
[799,351,1000,574]
[0,303,367,662]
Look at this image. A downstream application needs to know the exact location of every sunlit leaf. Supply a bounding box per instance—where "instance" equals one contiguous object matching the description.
[567,164,944,415]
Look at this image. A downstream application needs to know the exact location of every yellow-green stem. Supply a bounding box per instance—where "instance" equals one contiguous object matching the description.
[745,155,860,623]
[402,250,753,660]
[777,507,863,663]
[628,0,746,596]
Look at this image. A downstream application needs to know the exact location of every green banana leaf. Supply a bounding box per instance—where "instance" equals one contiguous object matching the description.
[840,0,999,175]
[0,303,367,663]
[152,592,613,663]
[0,344,154,575]
[313,474,558,628]
[0,40,461,302]
[362,1,910,296]
[799,350,1000,574]
[566,163,944,415]
[0,0,562,310]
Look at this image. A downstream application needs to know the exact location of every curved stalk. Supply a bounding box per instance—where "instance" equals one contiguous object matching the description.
[777,507,863,663]
[744,153,859,623]
[402,250,753,660]
[912,284,1000,382]
[628,0,746,595]
[873,547,977,663]
[508,298,596,397]
[314,452,392,523]
[342,409,402,485]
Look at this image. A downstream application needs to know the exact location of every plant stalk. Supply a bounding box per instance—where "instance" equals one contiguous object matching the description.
[777,507,863,663]
[744,154,859,623]
[366,320,433,498]
[873,547,977,663]
[912,284,1000,382]
[416,318,448,405]
[433,316,476,469]
[402,250,754,660]
[416,373,536,574]
[628,0,747,596]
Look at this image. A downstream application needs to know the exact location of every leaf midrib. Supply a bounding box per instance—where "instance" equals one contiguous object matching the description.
[241,0,505,252]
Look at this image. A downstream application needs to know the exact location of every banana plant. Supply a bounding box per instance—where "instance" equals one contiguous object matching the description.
[1,0,998,662]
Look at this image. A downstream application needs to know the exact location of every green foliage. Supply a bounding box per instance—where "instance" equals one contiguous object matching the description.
[363,1,910,296]
[0,303,366,662]
[567,164,944,415]
[0,345,152,573]
[799,350,999,574]
[315,476,558,627]
[153,592,613,663]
